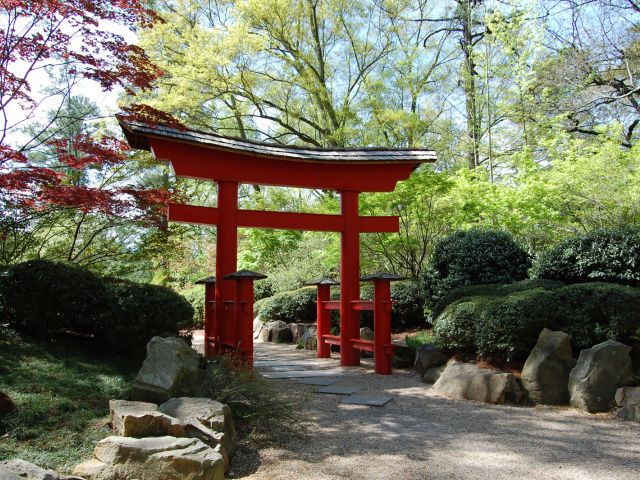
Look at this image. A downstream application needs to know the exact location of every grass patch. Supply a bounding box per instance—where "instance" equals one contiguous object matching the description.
[405,330,439,349]
[0,327,138,473]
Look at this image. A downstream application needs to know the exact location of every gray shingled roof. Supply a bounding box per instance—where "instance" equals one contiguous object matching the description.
[118,117,437,164]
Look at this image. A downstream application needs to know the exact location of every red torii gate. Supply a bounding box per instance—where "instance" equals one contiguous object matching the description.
[119,118,435,370]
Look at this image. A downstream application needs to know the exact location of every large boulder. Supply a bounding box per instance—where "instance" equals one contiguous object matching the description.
[109,400,183,438]
[73,436,224,480]
[521,329,577,405]
[288,323,308,344]
[131,337,202,404]
[252,318,263,340]
[259,321,292,343]
[0,390,16,416]
[569,340,636,413]
[302,326,317,350]
[159,397,237,465]
[414,344,448,376]
[0,459,83,480]
[421,364,446,384]
[616,386,640,422]
[392,341,414,369]
[432,362,523,404]
[359,327,374,341]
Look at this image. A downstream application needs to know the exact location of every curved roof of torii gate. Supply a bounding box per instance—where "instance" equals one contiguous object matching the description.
[118,117,437,192]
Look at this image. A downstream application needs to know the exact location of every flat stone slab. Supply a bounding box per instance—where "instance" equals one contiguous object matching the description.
[262,370,344,379]
[317,385,362,395]
[297,377,340,386]
[340,395,393,407]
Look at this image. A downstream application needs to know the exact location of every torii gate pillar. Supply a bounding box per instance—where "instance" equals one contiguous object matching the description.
[216,180,238,353]
[340,190,360,366]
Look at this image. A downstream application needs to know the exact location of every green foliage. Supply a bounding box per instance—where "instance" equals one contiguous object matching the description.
[103,279,195,355]
[0,260,194,356]
[534,227,640,285]
[259,287,317,323]
[0,260,116,339]
[433,280,640,362]
[180,286,205,328]
[254,279,275,301]
[424,228,531,308]
[0,331,137,473]
[404,330,440,349]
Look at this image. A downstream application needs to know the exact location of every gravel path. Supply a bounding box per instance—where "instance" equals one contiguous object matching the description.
[228,342,640,480]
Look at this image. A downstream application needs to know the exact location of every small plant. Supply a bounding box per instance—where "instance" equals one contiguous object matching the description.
[202,355,306,439]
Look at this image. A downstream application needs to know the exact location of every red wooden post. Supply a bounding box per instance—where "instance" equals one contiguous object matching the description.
[224,270,267,369]
[361,272,405,375]
[306,278,339,358]
[340,190,360,366]
[195,276,216,357]
[216,181,238,352]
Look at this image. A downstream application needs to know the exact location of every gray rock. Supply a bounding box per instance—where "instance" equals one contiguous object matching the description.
[252,318,264,340]
[0,465,22,480]
[616,386,640,422]
[359,327,374,341]
[0,459,84,480]
[432,362,523,404]
[414,344,448,375]
[392,341,414,369]
[569,340,636,413]
[261,321,292,343]
[159,397,237,470]
[0,390,16,416]
[73,436,224,480]
[288,323,308,344]
[521,329,576,405]
[421,364,446,384]
[302,326,318,350]
[109,400,183,438]
[131,337,202,404]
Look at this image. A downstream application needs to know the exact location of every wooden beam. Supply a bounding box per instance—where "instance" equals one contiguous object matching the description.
[167,203,399,233]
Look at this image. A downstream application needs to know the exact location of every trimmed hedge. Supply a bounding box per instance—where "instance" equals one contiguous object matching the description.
[361,280,427,331]
[534,227,640,285]
[433,280,640,362]
[0,260,194,356]
[259,287,317,323]
[104,279,194,354]
[424,228,531,309]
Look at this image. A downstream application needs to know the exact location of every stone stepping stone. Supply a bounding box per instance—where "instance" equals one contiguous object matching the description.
[262,370,343,379]
[297,377,340,386]
[254,360,330,367]
[340,395,393,407]
[317,385,362,395]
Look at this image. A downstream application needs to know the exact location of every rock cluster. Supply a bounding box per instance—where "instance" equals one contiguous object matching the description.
[414,344,448,384]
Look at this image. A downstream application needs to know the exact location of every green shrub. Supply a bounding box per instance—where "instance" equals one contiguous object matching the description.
[431,279,563,320]
[259,287,317,323]
[181,286,205,328]
[424,228,531,309]
[361,280,427,330]
[0,260,194,356]
[534,227,640,285]
[0,260,117,339]
[254,279,274,301]
[433,280,640,362]
[103,279,194,355]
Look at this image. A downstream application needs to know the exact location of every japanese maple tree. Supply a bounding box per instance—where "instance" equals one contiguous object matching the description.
[0,0,175,225]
